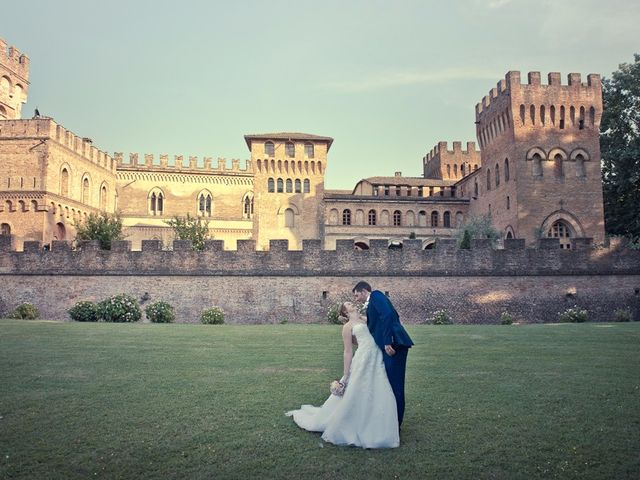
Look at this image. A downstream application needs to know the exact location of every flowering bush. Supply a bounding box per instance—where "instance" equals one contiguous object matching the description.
[68,301,99,322]
[428,310,452,325]
[97,294,141,323]
[145,301,175,323]
[614,307,633,322]
[8,303,40,320]
[500,311,514,325]
[201,307,225,325]
[558,306,588,323]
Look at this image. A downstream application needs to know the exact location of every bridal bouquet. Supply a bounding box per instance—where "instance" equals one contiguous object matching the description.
[330,380,346,396]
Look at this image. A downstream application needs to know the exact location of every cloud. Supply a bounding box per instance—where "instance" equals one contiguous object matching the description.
[320,68,500,93]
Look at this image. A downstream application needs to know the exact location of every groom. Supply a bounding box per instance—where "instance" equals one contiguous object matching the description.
[353,281,413,426]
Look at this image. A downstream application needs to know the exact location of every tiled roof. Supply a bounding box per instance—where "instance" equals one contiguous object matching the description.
[244,133,334,150]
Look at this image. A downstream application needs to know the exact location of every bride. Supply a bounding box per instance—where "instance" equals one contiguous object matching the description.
[286,301,399,448]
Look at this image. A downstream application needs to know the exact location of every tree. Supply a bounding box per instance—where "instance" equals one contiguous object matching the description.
[165,213,210,251]
[74,212,124,250]
[601,54,640,240]
[456,214,500,246]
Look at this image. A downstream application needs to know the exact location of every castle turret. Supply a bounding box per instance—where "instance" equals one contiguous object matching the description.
[471,71,605,246]
[423,141,480,180]
[244,132,333,250]
[0,38,30,120]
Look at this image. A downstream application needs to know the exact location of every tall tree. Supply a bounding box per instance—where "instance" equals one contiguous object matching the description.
[74,212,124,250]
[600,54,640,240]
[165,213,210,251]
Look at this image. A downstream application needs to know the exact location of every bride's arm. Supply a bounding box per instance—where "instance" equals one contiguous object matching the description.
[341,322,354,382]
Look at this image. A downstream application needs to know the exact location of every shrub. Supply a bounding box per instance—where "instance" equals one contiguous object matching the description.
[8,303,40,320]
[68,301,99,322]
[97,294,141,323]
[145,301,175,323]
[74,212,124,250]
[558,306,588,323]
[459,229,472,249]
[201,307,225,325]
[614,307,633,322]
[500,311,514,325]
[428,310,452,325]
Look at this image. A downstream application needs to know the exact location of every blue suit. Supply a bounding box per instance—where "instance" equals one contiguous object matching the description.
[366,290,413,425]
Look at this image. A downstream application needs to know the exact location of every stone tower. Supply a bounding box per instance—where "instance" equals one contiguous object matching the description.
[0,38,30,120]
[244,133,333,250]
[471,71,605,247]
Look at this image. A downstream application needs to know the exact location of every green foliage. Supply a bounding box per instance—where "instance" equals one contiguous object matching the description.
[558,306,588,323]
[201,307,225,324]
[428,309,453,325]
[601,54,640,239]
[409,231,417,240]
[8,303,40,320]
[74,212,124,250]
[459,229,472,249]
[97,294,141,323]
[326,303,345,325]
[145,301,175,323]
[614,307,633,322]
[165,213,210,251]
[500,311,514,325]
[68,301,99,322]
[456,214,500,246]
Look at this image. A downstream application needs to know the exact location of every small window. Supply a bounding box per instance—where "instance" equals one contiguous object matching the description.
[548,220,572,249]
[342,209,352,225]
[198,193,212,216]
[495,164,500,187]
[487,169,491,191]
[277,178,284,193]
[285,142,295,158]
[303,179,310,193]
[295,179,301,193]
[504,158,510,182]
[243,195,254,219]
[1,223,10,235]
[149,191,164,215]
[395,186,401,196]
[554,154,564,178]
[286,179,293,193]
[431,211,439,227]
[304,143,314,158]
[284,208,295,227]
[268,178,275,192]
[384,185,390,196]
[265,141,275,157]
[443,211,451,228]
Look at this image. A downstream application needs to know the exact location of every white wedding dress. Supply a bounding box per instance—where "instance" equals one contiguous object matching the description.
[286,323,399,448]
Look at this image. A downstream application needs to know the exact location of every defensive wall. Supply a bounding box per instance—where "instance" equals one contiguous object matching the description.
[1,235,638,325]
[115,152,252,174]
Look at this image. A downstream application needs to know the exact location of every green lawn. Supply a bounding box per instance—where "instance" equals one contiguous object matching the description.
[0,320,638,480]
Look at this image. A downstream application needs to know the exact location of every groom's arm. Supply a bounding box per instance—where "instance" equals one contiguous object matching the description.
[370,291,395,352]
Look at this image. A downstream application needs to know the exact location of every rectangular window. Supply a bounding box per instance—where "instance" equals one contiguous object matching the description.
[304,143,314,158]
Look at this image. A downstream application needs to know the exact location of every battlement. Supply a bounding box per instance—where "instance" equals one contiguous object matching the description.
[424,141,479,163]
[0,118,115,172]
[475,71,602,117]
[114,153,252,174]
[1,236,638,277]
[0,38,30,80]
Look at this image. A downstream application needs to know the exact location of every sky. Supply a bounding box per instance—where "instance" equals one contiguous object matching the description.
[3,0,639,189]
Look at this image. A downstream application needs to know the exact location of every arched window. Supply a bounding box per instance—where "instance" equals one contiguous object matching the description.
[446,164,451,178]
[495,164,500,187]
[550,105,556,125]
[559,105,566,129]
[443,211,451,228]
[284,208,295,227]
[265,141,275,157]
[461,164,465,176]
[554,154,564,178]
[303,179,310,193]
[82,177,90,205]
[100,184,107,210]
[277,178,284,193]
[295,179,301,193]
[198,192,212,216]
[454,164,458,177]
[529,105,535,125]
[532,153,543,177]
[486,169,491,191]
[368,209,377,226]
[285,142,295,157]
[575,154,586,177]
[393,210,401,226]
[243,194,254,219]
[589,106,596,126]
[548,220,572,249]
[519,104,526,125]
[60,168,69,196]
[268,178,275,192]
[431,211,439,227]
[504,158,510,182]
[342,209,352,225]
[304,142,314,158]
[1,223,10,235]
[418,210,427,227]
[149,190,164,215]
[286,179,293,193]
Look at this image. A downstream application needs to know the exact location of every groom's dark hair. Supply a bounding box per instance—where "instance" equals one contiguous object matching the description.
[352,281,372,293]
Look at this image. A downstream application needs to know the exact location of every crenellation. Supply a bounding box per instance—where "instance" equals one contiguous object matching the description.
[568,73,582,86]
[490,86,499,99]
[144,153,153,166]
[587,74,601,87]
[548,72,561,86]
[527,71,541,86]
[1,39,30,79]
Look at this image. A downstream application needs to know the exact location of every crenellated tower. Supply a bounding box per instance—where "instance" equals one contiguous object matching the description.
[245,133,333,250]
[471,71,605,246]
[423,141,480,180]
[0,38,30,120]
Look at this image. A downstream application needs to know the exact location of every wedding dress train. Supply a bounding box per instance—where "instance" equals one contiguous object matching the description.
[286,323,399,448]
